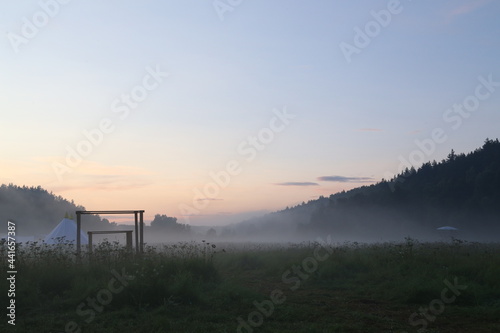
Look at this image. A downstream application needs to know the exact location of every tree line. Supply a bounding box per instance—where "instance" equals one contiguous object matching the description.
[0,184,189,237]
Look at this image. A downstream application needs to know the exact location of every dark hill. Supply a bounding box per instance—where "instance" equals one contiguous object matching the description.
[0,184,111,236]
[235,139,500,241]
[0,185,190,240]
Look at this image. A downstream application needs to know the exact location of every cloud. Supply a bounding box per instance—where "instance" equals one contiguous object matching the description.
[317,176,374,183]
[47,160,156,192]
[196,198,224,201]
[51,176,153,192]
[274,182,319,186]
[357,128,383,132]
[446,0,493,21]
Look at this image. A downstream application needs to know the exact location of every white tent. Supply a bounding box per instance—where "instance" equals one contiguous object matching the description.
[437,226,458,231]
[437,226,459,240]
[44,218,88,244]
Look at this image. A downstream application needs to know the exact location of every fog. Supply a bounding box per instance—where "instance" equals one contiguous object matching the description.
[3,152,500,248]
[141,208,499,246]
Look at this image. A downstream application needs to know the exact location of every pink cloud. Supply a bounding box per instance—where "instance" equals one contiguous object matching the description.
[447,0,493,20]
[357,128,384,132]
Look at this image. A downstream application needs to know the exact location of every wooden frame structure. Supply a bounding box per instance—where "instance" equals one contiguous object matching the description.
[75,210,145,254]
[87,230,133,253]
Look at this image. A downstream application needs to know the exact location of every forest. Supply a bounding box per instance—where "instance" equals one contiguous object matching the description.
[235,139,500,241]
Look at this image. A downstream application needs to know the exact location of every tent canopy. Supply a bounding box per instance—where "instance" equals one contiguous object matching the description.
[437,226,459,231]
[44,218,88,244]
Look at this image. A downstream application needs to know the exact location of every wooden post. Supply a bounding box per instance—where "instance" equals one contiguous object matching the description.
[140,211,144,253]
[88,232,93,254]
[134,212,139,254]
[126,231,133,252]
[76,212,81,254]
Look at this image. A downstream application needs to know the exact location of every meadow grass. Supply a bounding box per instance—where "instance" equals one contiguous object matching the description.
[1,238,499,332]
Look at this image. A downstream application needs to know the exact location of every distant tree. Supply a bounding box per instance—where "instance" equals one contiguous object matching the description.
[206,228,217,238]
[447,149,456,161]
[150,214,190,234]
[150,214,178,228]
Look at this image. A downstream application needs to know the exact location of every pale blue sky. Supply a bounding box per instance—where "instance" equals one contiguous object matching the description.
[1,0,499,225]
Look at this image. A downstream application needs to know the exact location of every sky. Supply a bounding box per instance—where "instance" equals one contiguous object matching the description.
[1,0,499,226]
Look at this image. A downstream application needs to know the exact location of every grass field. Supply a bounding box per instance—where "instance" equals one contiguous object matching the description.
[2,237,500,333]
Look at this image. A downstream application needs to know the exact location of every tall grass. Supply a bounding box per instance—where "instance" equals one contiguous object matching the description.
[304,238,500,305]
[1,238,499,332]
[0,240,221,312]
